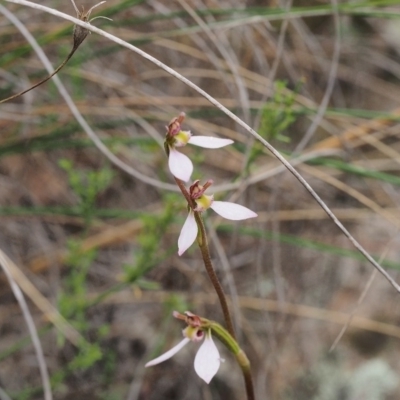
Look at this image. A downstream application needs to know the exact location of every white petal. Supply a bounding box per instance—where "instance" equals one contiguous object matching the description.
[188,136,233,149]
[168,147,193,182]
[145,338,190,368]
[210,201,257,220]
[194,333,221,384]
[178,211,198,256]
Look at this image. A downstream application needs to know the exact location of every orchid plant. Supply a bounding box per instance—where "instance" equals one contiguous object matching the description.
[146,312,222,384]
[164,112,233,182]
[146,311,252,387]
[178,179,257,255]
[146,113,256,399]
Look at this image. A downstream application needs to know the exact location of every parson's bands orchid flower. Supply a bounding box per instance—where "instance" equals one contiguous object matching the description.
[178,180,257,255]
[178,202,257,255]
[165,113,233,182]
[145,326,222,384]
[168,133,233,182]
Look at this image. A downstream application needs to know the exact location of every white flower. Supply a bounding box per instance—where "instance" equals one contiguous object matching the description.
[166,113,233,182]
[178,180,258,255]
[168,131,233,182]
[145,327,222,384]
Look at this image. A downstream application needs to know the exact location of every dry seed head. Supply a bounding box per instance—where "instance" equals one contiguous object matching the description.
[69,1,110,50]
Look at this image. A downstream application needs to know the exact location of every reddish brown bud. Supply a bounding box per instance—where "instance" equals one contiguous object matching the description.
[167,112,186,137]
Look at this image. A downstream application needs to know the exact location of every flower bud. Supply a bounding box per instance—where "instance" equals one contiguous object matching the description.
[167,112,186,137]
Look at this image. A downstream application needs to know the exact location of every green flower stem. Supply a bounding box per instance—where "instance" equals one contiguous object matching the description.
[173,177,236,339]
[171,165,255,398]
[202,318,255,400]
[195,212,236,339]
[239,352,255,400]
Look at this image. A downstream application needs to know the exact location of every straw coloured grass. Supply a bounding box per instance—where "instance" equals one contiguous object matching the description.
[1,1,400,399]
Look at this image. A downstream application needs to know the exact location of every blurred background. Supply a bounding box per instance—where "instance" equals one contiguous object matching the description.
[1,0,400,399]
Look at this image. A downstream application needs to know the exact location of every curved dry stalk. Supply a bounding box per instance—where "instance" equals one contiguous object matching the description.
[0,248,82,344]
[0,47,77,104]
[1,2,178,192]
[0,0,109,104]
[5,0,400,294]
[0,249,53,400]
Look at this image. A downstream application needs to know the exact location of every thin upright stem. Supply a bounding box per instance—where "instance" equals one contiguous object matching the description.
[174,178,236,339]
[204,318,255,400]
[235,348,255,400]
[195,212,236,339]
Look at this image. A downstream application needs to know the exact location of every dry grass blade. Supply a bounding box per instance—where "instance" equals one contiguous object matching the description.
[5,0,399,294]
[0,249,52,400]
[0,250,82,345]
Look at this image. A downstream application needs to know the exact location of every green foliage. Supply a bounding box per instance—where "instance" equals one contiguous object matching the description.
[58,240,97,331]
[55,240,113,387]
[68,341,103,371]
[59,159,113,228]
[259,80,300,142]
[56,239,104,377]
[244,80,300,174]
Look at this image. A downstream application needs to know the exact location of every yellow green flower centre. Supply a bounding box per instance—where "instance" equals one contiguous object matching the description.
[184,326,204,342]
[195,194,213,211]
[173,131,191,147]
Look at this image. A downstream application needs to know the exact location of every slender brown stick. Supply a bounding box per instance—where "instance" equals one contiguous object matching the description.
[0,0,105,104]
[243,370,255,400]
[0,47,78,104]
[237,351,255,400]
[195,212,236,339]
[174,178,236,339]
